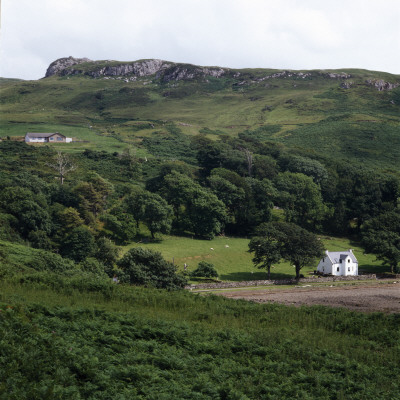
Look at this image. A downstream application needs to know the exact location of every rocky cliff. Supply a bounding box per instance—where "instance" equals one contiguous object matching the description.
[45,56,92,77]
[45,57,228,82]
[44,57,400,90]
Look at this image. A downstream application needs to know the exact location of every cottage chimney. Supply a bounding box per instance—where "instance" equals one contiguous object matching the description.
[325,250,329,255]
[349,249,353,253]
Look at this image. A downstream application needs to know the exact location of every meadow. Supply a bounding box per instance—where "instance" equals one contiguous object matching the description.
[125,235,386,281]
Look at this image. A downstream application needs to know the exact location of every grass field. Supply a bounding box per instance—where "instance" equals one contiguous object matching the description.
[125,234,386,281]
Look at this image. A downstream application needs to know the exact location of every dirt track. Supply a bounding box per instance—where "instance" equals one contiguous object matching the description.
[215,282,400,313]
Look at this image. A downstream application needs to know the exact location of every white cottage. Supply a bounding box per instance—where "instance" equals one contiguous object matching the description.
[25,132,72,143]
[317,249,358,276]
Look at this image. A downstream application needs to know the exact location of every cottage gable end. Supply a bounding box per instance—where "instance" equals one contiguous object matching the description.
[317,249,358,276]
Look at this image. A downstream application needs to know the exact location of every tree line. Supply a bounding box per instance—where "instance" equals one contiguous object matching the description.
[0,135,399,281]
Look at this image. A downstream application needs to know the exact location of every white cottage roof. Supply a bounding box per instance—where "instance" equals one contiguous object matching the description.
[326,251,357,264]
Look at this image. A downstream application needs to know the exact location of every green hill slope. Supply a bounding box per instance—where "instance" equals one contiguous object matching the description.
[1,271,400,399]
[1,58,399,169]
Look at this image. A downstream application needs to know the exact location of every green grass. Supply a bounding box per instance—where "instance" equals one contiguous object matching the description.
[124,234,386,281]
[1,67,399,169]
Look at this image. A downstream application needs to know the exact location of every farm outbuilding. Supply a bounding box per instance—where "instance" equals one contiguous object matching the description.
[25,132,72,143]
[317,249,358,276]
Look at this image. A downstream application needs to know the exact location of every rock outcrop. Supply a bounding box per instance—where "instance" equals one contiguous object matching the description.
[45,56,92,77]
[91,59,172,79]
[45,57,227,82]
[365,79,400,91]
[44,57,400,90]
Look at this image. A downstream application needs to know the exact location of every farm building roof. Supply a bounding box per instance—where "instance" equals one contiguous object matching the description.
[25,132,65,138]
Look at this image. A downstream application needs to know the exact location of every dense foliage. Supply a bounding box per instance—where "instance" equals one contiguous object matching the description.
[0,134,398,279]
[1,274,400,399]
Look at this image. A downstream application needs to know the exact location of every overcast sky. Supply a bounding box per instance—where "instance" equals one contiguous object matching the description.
[1,0,400,80]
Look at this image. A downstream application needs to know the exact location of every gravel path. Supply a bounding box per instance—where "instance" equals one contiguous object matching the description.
[216,282,400,313]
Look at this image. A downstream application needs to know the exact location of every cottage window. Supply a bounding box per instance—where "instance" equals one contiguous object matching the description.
[337,267,340,272]
[348,267,350,272]
[339,259,342,263]
[49,137,54,141]
[348,259,350,263]
[57,137,63,141]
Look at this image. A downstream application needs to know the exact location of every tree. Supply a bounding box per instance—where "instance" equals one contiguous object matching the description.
[124,190,173,238]
[0,187,52,237]
[46,151,75,185]
[59,207,84,232]
[94,237,120,273]
[274,172,326,229]
[252,154,278,180]
[60,226,96,262]
[160,172,227,238]
[187,188,227,238]
[238,146,253,177]
[190,261,219,279]
[350,174,382,231]
[248,223,283,280]
[27,230,53,250]
[361,211,400,273]
[242,178,276,231]
[101,212,137,243]
[208,174,245,226]
[280,155,328,184]
[74,174,113,219]
[277,222,324,280]
[117,247,187,289]
[141,193,173,239]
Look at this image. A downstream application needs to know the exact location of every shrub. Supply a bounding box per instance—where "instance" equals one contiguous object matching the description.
[27,250,76,273]
[191,261,219,278]
[79,257,107,277]
[117,247,187,290]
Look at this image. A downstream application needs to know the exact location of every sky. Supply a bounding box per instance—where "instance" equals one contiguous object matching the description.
[1,0,400,80]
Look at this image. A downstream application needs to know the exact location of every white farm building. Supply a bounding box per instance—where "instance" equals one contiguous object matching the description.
[25,132,72,143]
[317,250,358,276]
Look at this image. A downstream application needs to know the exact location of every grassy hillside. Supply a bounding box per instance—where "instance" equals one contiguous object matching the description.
[1,61,399,169]
[1,57,399,399]
[1,271,399,399]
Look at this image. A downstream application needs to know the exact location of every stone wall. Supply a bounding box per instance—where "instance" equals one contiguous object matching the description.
[186,274,378,290]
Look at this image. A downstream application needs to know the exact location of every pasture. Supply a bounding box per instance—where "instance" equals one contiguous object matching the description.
[126,235,386,281]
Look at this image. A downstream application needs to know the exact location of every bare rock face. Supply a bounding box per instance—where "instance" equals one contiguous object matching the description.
[44,57,227,82]
[91,59,173,78]
[365,79,400,91]
[340,81,353,89]
[45,56,92,77]
[159,65,226,82]
[324,72,352,79]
